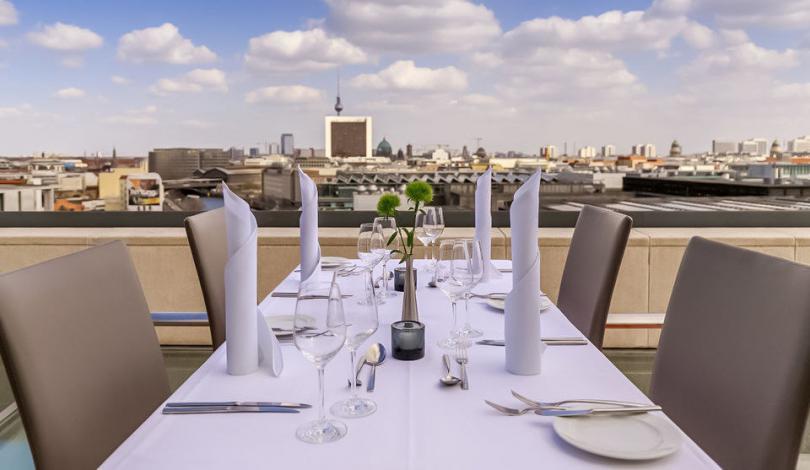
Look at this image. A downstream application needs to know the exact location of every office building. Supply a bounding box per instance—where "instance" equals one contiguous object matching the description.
[249,147,260,158]
[739,138,768,156]
[601,145,616,157]
[788,136,810,153]
[148,148,231,180]
[324,116,373,158]
[578,146,597,158]
[541,145,557,160]
[712,140,739,155]
[269,142,281,155]
[281,134,295,156]
[632,144,657,157]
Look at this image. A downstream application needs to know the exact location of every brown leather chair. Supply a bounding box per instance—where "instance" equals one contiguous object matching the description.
[185,208,227,348]
[651,237,810,470]
[0,241,169,470]
[556,205,632,348]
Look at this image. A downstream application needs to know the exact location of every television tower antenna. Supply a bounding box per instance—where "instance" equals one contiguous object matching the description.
[474,137,483,148]
[334,70,343,116]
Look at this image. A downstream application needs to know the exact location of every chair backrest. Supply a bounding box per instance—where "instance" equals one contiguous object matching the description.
[0,241,169,470]
[185,208,227,348]
[651,237,810,470]
[556,205,632,348]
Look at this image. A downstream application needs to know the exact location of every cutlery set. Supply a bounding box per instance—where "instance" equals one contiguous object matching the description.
[163,401,311,415]
[485,390,662,417]
[477,337,588,346]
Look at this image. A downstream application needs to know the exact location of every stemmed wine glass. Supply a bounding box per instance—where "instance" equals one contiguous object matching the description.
[458,239,484,339]
[330,268,379,418]
[357,223,384,269]
[372,217,398,298]
[415,207,444,268]
[294,279,347,444]
[435,239,475,350]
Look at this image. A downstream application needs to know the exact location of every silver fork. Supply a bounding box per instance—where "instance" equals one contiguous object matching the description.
[485,400,553,416]
[511,390,653,409]
[455,346,469,390]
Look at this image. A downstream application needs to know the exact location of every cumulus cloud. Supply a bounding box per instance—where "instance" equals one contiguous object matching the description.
[245,28,366,72]
[245,85,322,104]
[54,87,86,99]
[105,105,158,125]
[150,68,227,95]
[0,1,17,26]
[111,75,130,85]
[682,42,798,77]
[118,23,216,64]
[325,0,501,54]
[351,60,468,92]
[694,0,810,28]
[28,22,103,51]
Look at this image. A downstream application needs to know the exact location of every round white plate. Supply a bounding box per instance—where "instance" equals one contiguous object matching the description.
[553,412,681,461]
[485,296,552,312]
[321,256,350,269]
[266,315,315,337]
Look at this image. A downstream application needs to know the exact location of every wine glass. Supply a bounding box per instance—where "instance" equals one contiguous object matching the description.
[435,239,474,349]
[458,239,484,339]
[294,279,347,444]
[330,268,379,418]
[416,207,444,268]
[357,223,384,268]
[372,217,398,298]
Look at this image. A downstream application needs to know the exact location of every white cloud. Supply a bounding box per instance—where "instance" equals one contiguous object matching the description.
[502,9,710,52]
[28,22,103,51]
[245,28,366,72]
[351,60,468,92]
[772,82,810,99]
[695,0,810,28]
[118,23,216,64]
[111,75,130,85]
[325,0,501,54]
[150,68,227,95]
[0,38,7,48]
[458,93,501,106]
[54,87,86,99]
[682,23,715,49]
[0,1,17,26]
[105,105,158,125]
[682,42,798,76]
[0,105,22,118]
[245,85,322,104]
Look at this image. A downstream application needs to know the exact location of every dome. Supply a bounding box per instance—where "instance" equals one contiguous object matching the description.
[376,137,392,157]
[670,140,682,157]
[474,147,487,158]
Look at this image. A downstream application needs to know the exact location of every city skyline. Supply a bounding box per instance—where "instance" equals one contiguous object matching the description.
[2,1,810,156]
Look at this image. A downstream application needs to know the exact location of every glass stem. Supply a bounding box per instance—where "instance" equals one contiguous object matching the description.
[463,294,472,330]
[317,366,325,422]
[349,348,357,399]
[382,257,389,292]
[451,300,458,335]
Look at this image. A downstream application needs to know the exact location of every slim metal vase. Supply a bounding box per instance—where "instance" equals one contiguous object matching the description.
[401,257,419,322]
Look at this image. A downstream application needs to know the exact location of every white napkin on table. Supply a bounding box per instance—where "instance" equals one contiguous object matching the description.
[475,167,501,282]
[504,170,545,375]
[223,183,283,376]
[297,166,321,287]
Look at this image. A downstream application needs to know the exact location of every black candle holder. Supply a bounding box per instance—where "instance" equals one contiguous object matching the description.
[391,320,425,360]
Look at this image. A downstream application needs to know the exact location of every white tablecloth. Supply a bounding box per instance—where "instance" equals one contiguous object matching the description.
[103,260,719,469]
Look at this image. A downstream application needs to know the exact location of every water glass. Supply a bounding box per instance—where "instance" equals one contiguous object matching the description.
[435,239,474,350]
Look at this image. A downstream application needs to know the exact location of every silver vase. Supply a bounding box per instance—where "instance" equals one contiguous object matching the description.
[401,257,419,322]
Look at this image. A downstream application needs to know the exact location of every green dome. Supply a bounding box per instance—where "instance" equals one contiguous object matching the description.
[376,137,392,157]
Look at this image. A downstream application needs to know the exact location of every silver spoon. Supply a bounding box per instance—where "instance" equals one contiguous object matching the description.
[365,343,386,392]
[439,354,461,386]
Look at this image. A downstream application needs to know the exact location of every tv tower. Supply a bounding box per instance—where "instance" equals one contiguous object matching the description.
[334,70,343,116]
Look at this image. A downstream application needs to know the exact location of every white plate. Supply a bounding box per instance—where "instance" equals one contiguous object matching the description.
[553,412,682,461]
[485,296,552,312]
[321,256,351,269]
[266,315,315,337]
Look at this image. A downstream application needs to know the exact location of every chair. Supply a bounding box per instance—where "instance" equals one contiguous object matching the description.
[556,205,632,348]
[0,241,170,470]
[185,208,227,348]
[650,237,810,470]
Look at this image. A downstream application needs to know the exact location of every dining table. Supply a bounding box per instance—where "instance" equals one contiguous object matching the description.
[102,259,719,469]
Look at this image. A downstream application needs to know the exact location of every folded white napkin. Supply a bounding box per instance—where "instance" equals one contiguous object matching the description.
[223,183,283,376]
[504,171,545,375]
[297,166,321,287]
[475,167,501,282]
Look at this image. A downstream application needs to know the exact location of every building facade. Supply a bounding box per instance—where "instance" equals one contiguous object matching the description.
[324,116,373,158]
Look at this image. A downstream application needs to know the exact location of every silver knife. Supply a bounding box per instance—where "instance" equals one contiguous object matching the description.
[166,401,311,409]
[271,292,352,299]
[535,405,662,417]
[477,338,588,346]
[163,405,300,414]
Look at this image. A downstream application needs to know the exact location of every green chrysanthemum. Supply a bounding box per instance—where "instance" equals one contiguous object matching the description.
[404,180,433,204]
[376,193,401,217]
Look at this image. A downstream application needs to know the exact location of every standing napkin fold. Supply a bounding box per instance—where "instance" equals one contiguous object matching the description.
[224,184,284,377]
[475,167,501,282]
[504,170,545,375]
[223,183,259,375]
[297,166,321,287]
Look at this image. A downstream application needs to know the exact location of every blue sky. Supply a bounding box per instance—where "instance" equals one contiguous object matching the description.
[1,0,809,156]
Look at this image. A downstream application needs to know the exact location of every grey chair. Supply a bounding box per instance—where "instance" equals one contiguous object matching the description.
[0,241,169,470]
[556,205,632,348]
[650,237,810,470]
[185,208,227,349]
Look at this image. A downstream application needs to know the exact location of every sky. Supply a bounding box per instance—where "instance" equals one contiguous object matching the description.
[1,0,810,156]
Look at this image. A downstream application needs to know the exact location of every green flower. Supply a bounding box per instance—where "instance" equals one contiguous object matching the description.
[404,180,433,204]
[376,193,401,217]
